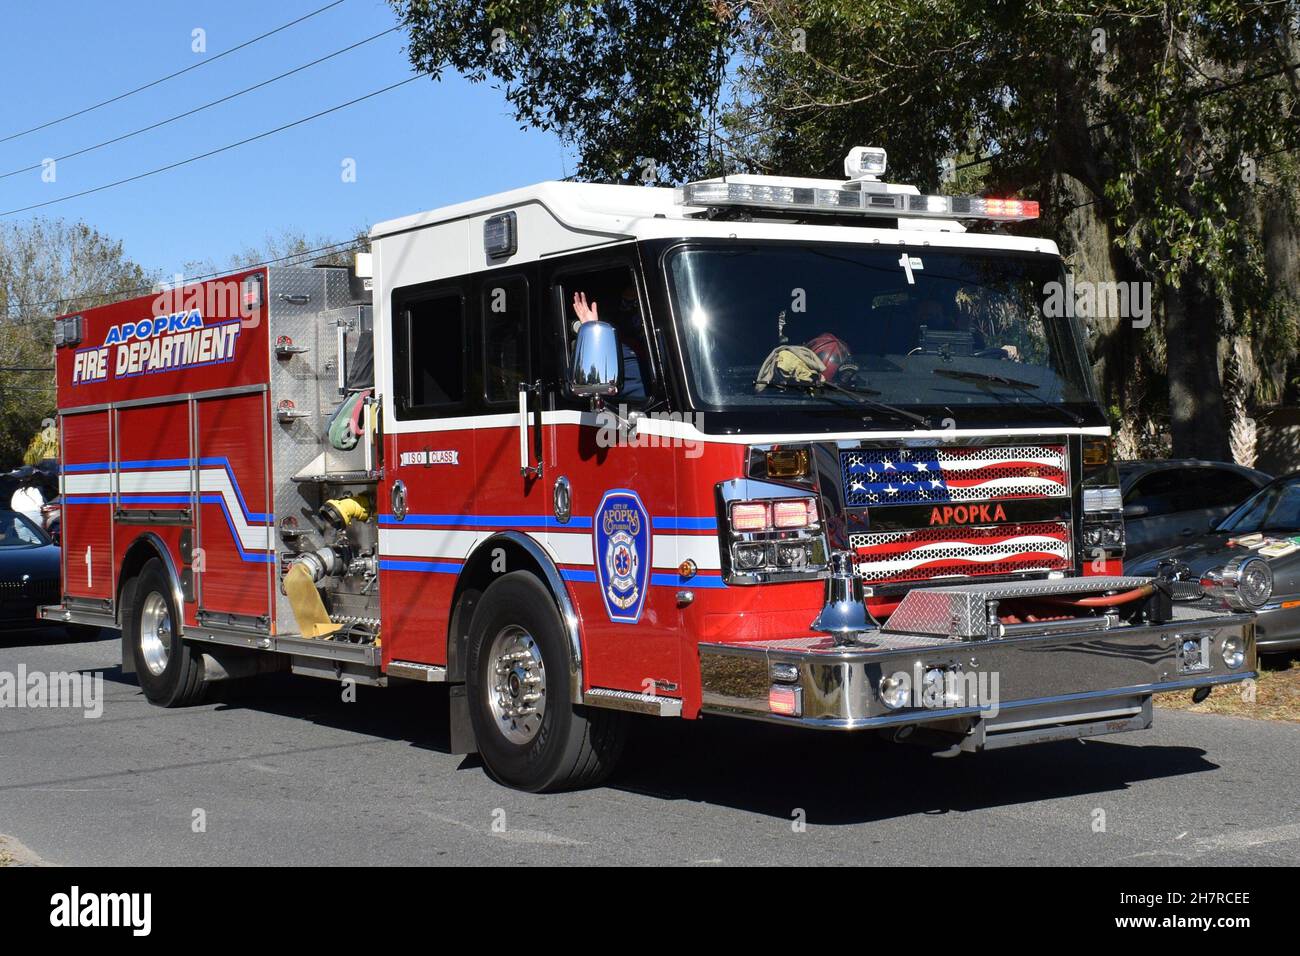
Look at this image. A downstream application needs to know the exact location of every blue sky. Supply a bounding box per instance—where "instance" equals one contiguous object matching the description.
[0,0,572,277]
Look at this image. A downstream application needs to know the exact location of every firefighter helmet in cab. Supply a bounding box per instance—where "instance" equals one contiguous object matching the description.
[806,332,853,381]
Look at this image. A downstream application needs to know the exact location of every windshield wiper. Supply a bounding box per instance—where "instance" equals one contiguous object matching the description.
[932,368,1040,390]
[757,379,932,428]
[931,367,1085,426]
[823,380,933,428]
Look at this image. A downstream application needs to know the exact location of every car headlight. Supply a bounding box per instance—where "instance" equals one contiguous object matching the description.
[1200,555,1273,610]
[1221,636,1246,669]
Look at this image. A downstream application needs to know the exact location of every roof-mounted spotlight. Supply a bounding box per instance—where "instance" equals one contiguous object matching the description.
[844,146,888,182]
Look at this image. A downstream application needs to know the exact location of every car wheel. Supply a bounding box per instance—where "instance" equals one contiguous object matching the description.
[466,571,626,792]
[127,559,207,707]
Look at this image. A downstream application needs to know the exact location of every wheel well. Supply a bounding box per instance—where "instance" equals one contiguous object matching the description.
[116,534,182,631]
[447,532,583,699]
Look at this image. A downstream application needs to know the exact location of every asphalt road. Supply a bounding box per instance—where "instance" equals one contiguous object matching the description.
[2,629,1299,866]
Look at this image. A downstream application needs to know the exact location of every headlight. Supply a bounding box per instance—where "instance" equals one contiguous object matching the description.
[1200,555,1273,610]
[733,543,767,570]
[879,674,910,710]
[1221,636,1246,669]
[721,477,829,584]
[776,543,811,567]
[1081,518,1124,550]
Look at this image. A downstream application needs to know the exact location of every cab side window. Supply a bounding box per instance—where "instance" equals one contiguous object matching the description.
[482,276,530,406]
[392,287,466,419]
[555,264,653,407]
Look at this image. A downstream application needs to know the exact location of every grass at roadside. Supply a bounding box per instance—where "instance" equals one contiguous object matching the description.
[1156,655,1300,722]
[0,835,43,866]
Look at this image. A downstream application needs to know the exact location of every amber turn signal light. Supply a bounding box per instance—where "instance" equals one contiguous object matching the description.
[766,447,810,479]
[1082,438,1112,468]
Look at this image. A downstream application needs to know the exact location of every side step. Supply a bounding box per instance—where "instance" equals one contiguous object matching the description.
[583,687,682,717]
[386,660,448,682]
[965,697,1152,751]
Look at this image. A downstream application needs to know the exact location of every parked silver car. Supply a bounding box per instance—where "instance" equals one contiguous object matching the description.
[1128,473,1300,655]
[1119,459,1270,563]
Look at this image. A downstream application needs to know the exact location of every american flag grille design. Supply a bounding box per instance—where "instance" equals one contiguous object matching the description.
[841,445,1068,506]
[850,520,1072,584]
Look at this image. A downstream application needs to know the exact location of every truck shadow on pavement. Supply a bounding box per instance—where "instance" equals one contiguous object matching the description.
[0,624,103,648]
[105,669,1224,825]
[613,718,1216,824]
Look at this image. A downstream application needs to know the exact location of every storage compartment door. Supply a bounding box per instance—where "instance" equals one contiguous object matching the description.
[59,410,114,605]
[194,390,274,628]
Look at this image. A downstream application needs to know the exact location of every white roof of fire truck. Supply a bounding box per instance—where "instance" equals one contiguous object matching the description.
[369,147,1060,270]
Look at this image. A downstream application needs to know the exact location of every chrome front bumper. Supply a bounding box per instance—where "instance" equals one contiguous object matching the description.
[698,606,1257,744]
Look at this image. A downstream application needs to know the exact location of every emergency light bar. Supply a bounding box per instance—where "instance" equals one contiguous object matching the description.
[682,145,1037,221]
[679,180,1039,222]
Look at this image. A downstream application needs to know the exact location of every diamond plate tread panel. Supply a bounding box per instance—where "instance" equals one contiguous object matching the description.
[584,687,684,716]
[915,576,1154,597]
[883,575,1159,639]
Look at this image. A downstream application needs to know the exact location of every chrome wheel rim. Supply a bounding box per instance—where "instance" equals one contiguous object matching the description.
[139,591,173,677]
[487,625,546,745]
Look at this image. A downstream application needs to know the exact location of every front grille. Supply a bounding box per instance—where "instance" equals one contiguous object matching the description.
[0,577,59,604]
[850,520,1072,585]
[841,444,1068,507]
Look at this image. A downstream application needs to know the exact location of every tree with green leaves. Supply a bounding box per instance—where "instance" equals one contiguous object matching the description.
[0,219,154,466]
[392,0,1300,460]
[391,0,733,183]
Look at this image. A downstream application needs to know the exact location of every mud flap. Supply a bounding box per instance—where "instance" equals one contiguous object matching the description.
[449,683,477,755]
[119,577,138,677]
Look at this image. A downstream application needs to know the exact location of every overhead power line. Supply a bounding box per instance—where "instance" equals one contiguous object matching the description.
[0,0,348,145]
[0,26,400,182]
[0,73,427,218]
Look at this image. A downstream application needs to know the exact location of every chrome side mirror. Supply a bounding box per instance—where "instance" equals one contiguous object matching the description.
[569,320,622,399]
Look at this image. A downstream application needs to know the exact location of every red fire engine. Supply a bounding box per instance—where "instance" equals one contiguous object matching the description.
[44,147,1262,791]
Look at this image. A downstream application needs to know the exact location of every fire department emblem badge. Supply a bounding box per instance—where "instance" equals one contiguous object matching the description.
[594,489,651,624]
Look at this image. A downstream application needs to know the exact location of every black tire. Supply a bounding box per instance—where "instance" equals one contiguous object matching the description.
[466,571,626,792]
[126,559,207,707]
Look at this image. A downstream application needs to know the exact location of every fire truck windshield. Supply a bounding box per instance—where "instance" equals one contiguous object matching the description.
[665,243,1096,420]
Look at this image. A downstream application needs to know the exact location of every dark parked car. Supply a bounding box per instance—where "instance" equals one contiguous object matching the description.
[1128,474,1300,655]
[0,509,60,629]
[1119,459,1270,562]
